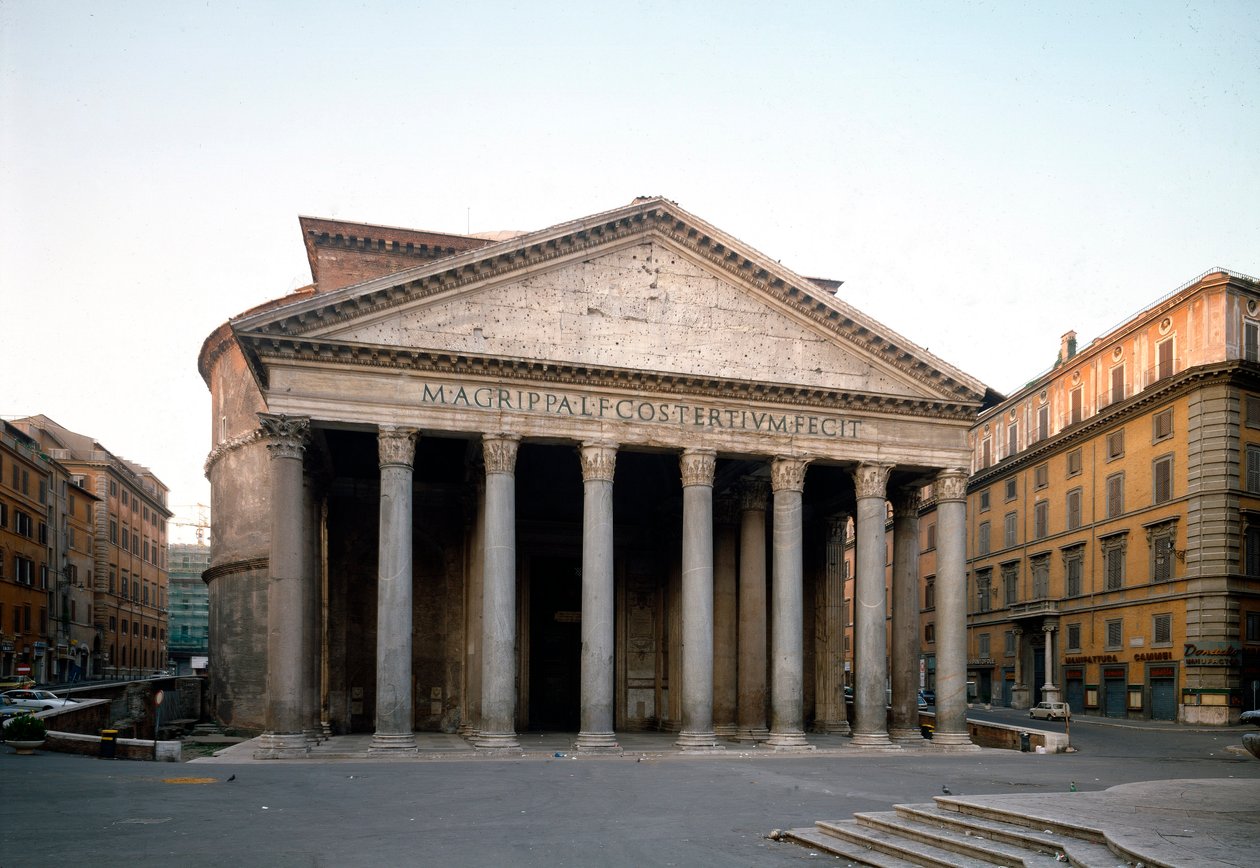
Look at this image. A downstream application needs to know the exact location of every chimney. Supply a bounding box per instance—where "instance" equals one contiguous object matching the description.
[1060,330,1078,365]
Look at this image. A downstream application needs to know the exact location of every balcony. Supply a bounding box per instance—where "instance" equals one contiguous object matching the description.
[1008,599,1059,618]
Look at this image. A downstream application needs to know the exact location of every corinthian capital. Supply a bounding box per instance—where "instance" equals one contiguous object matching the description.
[891,485,922,519]
[770,456,810,493]
[933,468,968,502]
[579,442,617,483]
[482,434,521,475]
[258,413,310,461]
[739,478,770,512]
[378,426,418,468]
[852,462,892,500]
[679,448,716,488]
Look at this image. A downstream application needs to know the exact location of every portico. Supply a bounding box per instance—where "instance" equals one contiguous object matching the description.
[199,197,990,757]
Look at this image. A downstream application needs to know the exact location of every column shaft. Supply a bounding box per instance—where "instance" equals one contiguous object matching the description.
[676,448,722,751]
[255,414,312,759]
[712,509,738,736]
[576,444,619,753]
[766,457,813,750]
[851,463,895,748]
[736,480,770,742]
[371,426,418,752]
[890,488,923,742]
[1042,625,1061,703]
[932,470,975,748]
[476,434,521,750]
[814,515,849,734]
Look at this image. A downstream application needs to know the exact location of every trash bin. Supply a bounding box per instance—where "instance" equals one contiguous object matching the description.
[920,723,934,740]
[1019,731,1031,752]
[100,729,118,759]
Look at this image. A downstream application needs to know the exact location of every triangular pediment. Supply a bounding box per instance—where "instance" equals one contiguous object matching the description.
[233,198,989,407]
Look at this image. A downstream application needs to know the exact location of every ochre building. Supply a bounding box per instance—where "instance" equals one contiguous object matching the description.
[199,197,992,757]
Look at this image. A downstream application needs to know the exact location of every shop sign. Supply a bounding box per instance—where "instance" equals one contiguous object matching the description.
[1183,642,1240,666]
[967,658,995,666]
[1065,654,1118,664]
[1135,651,1173,662]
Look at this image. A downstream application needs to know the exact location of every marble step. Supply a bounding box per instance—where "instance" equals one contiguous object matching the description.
[781,825,924,867]
[935,795,1108,845]
[853,811,1082,866]
[894,803,1121,867]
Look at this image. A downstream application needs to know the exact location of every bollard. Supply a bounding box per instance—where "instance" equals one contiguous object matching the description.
[100,729,118,759]
[1019,731,1031,752]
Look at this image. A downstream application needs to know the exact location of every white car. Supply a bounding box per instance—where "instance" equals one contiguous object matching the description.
[0,689,78,711]
[1029,700,1071,721]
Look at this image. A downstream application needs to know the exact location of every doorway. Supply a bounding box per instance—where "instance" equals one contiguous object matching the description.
[528,556,582,730]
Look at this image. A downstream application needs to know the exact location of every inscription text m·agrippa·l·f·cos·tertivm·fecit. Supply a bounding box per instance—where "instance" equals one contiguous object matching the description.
[417,383,862,438]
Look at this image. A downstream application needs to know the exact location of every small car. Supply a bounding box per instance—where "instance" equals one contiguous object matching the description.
[917,691,930,710]
[0,676,36,691]
[0,689,78,711]
[920,688,936,705]
[1029,700,1071,720]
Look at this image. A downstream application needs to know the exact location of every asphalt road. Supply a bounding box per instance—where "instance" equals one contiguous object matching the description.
[3,723,1257,868]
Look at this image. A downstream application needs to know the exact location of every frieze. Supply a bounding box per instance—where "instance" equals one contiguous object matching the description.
[679,448,716,487]
[579,443,617,482]
[852,462,892,500]
[378,426,418,468]
[258,413,310,460]
[770,457,809,492]
[482,434,520,475]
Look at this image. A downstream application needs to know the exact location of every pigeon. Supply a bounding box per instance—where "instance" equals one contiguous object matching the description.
[942,785,951,795]
[226,774,236,782]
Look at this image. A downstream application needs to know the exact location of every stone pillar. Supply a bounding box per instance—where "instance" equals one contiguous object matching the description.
[932,469,976,748]
[813,514,850,734]
[370,426,419,753]
[255,413,312,759]
[736,479,770,742]
[475,434,521,751]
[713,497,739,737]
[889,486,923,742]
[850,462,896,748]
[576,443,619,753]
[1011,627,1030,710]
[766,457,814,750]
[1041,624,1061,703]
[675,448,723,752]
[302,468,323,745]
[460,476,485,737]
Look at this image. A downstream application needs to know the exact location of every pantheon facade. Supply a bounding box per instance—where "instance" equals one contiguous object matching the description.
[198,197,992,757]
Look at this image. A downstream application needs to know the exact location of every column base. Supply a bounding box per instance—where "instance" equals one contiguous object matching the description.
[303,728,324,747]
[762,730,815,751]
[575,731,622,754]
[369,731,418,753]
[473,731,521,751]
[675,730,726,752]
[849,731,901,750]
[713,723,738,738]
[253,731,310,759]
[1041,684,1062,703]
[736,726,770,743]
[931,732,980,751]
[889,727,926,744]
[826,720,851,736]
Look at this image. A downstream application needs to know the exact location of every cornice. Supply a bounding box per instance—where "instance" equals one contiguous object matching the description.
[241,334,981,422]
[233,199,989,407]
[969,361,1260,491]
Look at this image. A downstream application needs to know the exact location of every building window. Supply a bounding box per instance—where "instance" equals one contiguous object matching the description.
[1066,622,1081,652]
[1246,319,1260,363]
[1106,473,1125,518]
[924,623,935,644]
[976,569,992,613]
[1034,464,1048,489]
[978,633,991,657]
[1003,511,1018,548]
[1153,408,1173,442]
[1037,404,1049,441]
[1247,526,1260,577]
[978,521,991,555]
[924,579,935,610]
[1034,500,1049,539]
[1109,364,1126,406]
[1004,630,1015,656]
[1002,562,1018,605]
[1156,337,1175,381]
[14,510,32,537]
[1107,429,1125,460]
[1066,488,1082,531]
[981,435,992,469]
[1103,535,1127,590]
[1067,448,1082,477]
[1247,612,1260,642]
[1247,446,1260,494]
[0,502,6,527]
[1007,421,1018,457]
[1070,387,1083,425]
[1153,613,1172,646]
[1031,554,1049,599]
[979,489,990,512]
[1004,478,1017,501]
[1248,395,1260,429]
[924,523,936,551]
[1106,619,1123,650]
[1153,455,1174,504]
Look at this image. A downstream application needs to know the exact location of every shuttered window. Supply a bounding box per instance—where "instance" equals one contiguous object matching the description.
[1153,456,1173,504]
[1066,488,1082,530]
[1106,474,1124,518]
[1248,446,1260,494]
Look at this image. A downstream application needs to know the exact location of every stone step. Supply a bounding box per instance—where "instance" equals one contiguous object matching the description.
[781,826,924,867]
[894,803,1121,867]
[813,819,998,867]
[853,810,1071,867]
[935,796,1107,845]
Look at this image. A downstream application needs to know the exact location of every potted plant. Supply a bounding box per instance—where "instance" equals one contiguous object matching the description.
[4,713,48,754]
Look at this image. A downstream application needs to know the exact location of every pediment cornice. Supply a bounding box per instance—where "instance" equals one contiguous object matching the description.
[240,333,980,422]
[232,197,989,406]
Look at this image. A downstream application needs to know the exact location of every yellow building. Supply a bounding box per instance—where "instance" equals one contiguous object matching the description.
[13,416,171,679]
[0,421,55,681]
[955,269,1260,724]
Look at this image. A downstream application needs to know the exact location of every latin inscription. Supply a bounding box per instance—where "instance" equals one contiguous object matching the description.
[418,382,861,438]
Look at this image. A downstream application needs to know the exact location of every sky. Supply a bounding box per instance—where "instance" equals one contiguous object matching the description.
[2,1,1257,530]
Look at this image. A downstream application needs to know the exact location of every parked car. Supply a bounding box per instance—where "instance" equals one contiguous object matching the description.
[920,689,935,705]
[0,676,36,691]
[1029,700,1071,721]
[0,689,78,711]
[917,691,929,710]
